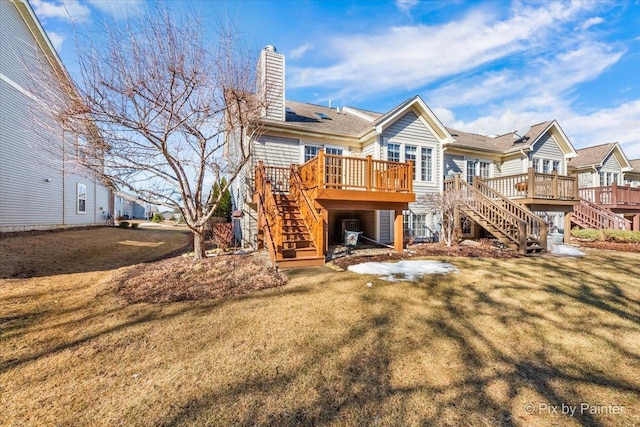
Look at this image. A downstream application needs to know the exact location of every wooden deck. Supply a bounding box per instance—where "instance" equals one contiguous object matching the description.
[255,152,415,267]
[579,184,640,210]
[481,169,579,208]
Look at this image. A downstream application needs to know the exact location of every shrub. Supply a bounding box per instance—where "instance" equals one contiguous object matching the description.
[119,221,130,229]
[571,227,603,241]
[131,223,139,230]
[603,229,640,243]
[151,213,163,223]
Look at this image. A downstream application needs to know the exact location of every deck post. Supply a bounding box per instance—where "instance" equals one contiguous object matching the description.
[612,182,618,205]
[394,209,404,252]
[633,214,640,232]
[552,171,558,199]
[317,150,325,189]
[527,167,535,199]
[366,155,372,191]
[408,160,414,193]
[563,212,572,244]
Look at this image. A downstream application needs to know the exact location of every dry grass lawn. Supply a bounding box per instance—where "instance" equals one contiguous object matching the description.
[1,228,639,426]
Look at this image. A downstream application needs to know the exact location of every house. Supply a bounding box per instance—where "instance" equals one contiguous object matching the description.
[0,0,112,232]
[231,46,581,267]
[568,143,640,230]
[114,192,149,219]
[624,159,640,188]
[443,121,579,235]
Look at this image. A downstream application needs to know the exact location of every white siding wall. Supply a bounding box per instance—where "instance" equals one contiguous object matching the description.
[0,1,110,232]
[501,157,525,176]
[258,49,285,121]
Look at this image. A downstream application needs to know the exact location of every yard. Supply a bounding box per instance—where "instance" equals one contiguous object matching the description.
[1,228,639,426]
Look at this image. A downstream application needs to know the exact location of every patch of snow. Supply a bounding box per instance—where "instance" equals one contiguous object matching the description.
[550,245,586,257]
[348,260,459,282]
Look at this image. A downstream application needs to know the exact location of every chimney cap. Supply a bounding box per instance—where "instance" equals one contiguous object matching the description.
[264,45,277,52]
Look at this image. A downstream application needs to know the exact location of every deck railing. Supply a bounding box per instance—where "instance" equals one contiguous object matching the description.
[290,164,323,256]
[481,168,578,200]
[255,162,282,263]
[298,150,413,193]
[578,184,640,206]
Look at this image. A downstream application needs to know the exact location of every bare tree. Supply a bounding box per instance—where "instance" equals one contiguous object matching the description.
[31,3,265,260]
[422,189,470,247]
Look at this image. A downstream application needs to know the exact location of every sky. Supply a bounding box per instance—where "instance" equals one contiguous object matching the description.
[31,0,640,159]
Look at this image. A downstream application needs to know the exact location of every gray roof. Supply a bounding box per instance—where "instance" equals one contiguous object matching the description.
[274,100,374,136]
[445,121,553,153]
[628,159,640,172]
[569,143,617,168]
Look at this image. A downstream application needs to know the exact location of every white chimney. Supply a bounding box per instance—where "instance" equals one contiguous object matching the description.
[257,45,285,121]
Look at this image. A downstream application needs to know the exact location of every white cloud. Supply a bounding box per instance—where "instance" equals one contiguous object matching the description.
[581,16,604,30]
[396,0,419,14]
[289,2,592,97]
[31,0,91,21]
[290,43,315,60]
[46,31,65,51]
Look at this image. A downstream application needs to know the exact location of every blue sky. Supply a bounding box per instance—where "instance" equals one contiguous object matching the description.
[32,0,640,158]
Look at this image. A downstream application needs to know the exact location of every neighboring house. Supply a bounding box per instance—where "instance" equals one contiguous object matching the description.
[114,192,149,219]
[568,143,640,230]
[624,159,640,188]
[0,0,112,232]
[231,46,583,267]
[443,121,578,232]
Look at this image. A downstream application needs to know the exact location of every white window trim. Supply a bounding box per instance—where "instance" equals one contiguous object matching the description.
[77,183,87,215]
[465,158,493,181]
[385,138,437,183]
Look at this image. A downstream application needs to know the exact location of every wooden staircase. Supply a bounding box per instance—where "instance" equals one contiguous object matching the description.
[572,197,629,230]
[255,162,325,268]
[445,177,547,254]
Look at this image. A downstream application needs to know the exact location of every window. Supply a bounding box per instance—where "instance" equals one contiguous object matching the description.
[403,211,433,240]
[466,161,476,183]
[479,161,490,179]
[612,173,618,185]
[405,145,417,180]
[325,147,343,156]
[387,143,400,162]
[600,172,607,186]
[542,160,551,174]
[77,183,87,214]
[552,161,560,173]
[304,145,321,162]
[421,147,433,182]
[532,158,540,172]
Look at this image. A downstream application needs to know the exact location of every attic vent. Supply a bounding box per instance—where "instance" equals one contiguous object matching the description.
[314,112,331,120]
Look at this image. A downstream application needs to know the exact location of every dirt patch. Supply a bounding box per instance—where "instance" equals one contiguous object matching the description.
[115,251,287,303]
[330,241,522,270]
[571,238,640,253]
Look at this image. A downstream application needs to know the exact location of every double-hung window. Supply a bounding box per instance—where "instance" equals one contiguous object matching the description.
[466,161,476,183]
[542,160,551,174]
[405,145,417,180]
[77,183,87,214]
[304,145,321,162]
[421,147,433,182]
[552,161,560,173]
[532,158,540,173]
[479,161,490,179]
[387,143,400,163]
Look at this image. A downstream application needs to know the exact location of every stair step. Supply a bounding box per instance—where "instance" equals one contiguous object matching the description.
[277,256,325,268]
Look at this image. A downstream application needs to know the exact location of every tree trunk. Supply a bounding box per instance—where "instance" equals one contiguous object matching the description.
[193,230,207,261]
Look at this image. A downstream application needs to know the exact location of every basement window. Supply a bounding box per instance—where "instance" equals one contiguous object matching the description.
[77,183,87,214]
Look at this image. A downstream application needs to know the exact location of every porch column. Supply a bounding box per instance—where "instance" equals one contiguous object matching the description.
[563,211,572,243]
[633,214,640,231]
[394,209,404,252]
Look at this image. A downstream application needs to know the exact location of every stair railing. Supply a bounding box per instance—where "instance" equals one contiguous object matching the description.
[255,162,282,264]
[475,180,547,250]
[290,164,323,257]
[446,177,528,253]
[573,198,628,230]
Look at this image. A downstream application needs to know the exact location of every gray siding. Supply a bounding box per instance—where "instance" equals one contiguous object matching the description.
[601,152,622,173]
[501,157,524,176]
[444,154,464,177]
[0,1,110,232]
[531,132,566,174]
[254,135,299,167]
[378,210,391,244]
[362,142,375,157]
[578,171,594,188]
[258,49,285,121]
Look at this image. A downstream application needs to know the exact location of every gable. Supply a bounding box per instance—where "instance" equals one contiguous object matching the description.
[382,111,439,144]
[601,151,622,173]
[529,121,576,158]
[531,132,564,160]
